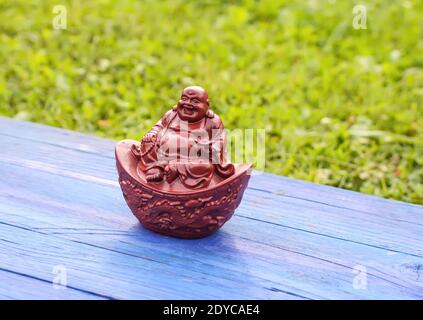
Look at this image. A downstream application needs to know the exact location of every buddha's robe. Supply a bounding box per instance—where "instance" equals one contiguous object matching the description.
[139,106,234,189]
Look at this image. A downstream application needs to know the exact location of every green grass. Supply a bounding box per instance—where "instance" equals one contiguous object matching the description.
[0,0,422,204]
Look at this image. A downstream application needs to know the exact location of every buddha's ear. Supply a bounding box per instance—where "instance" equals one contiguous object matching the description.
[172,105,178,111]
[206,109,214,118]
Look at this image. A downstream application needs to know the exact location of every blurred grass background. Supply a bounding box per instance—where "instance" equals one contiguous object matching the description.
[0,0,422,204]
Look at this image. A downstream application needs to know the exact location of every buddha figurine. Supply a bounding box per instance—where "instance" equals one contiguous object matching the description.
[131,86,235,190]
[115,86,252,238]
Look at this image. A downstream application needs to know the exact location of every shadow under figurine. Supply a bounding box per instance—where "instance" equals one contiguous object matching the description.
[115,86,252,238]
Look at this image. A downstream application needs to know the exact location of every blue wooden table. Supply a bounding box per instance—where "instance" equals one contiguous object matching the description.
[0,116,422,300]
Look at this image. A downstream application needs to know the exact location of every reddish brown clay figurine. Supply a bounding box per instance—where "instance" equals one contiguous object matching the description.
[115,86,252,238]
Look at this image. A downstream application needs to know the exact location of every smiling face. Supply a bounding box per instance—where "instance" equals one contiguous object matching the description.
[177,86,209,123]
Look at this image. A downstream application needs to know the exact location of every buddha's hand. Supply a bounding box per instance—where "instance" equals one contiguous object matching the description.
[165,163,179,184]
[131,144,141,159]
[142,131,157,143]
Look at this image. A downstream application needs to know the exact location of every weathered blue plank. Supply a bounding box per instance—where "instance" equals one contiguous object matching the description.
[0,269,105,300]
[0,116,422,299]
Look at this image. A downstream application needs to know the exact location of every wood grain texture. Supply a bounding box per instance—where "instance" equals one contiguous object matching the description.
[0,116,422,299]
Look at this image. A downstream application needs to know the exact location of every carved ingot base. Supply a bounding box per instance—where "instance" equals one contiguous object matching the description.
[115,140,252,239]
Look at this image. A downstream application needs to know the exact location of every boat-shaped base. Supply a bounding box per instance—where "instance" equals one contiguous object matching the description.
[115,140,252,239]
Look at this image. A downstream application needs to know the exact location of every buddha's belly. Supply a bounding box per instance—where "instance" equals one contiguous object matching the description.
[158,132,206,161]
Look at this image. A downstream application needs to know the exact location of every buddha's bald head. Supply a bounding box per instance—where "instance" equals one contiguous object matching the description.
[177,86,209,122]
